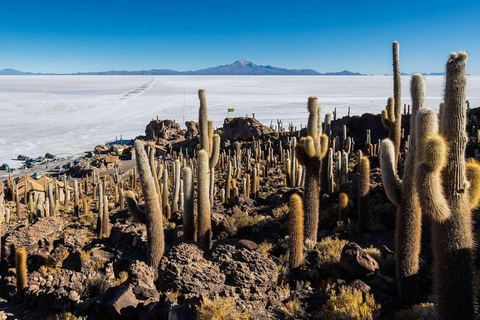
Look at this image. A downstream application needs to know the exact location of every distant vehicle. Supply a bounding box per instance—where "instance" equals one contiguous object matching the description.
[26,159,35,168]
[31,172,42,179]
[51,165,62,173]
[85,151,93,158]
[45,153,55,159]
[0,163,9,171]
[17,154,28,160]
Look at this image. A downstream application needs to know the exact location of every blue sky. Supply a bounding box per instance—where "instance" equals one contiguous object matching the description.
[1,0,479,74]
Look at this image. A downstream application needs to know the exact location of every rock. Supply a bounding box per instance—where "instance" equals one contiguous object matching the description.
[128,261,158,299]
[158,242,225,296]
[340,242,379,276]
[349,279,371,293]
[184,121,198,140]
[94,144,111,155]
[380,245,395,258]
[3,217,64,267]
[168,305,194,320]
[94,261,158,319]
[209,243,277,291]
[158,241,278,315]
[96,285,139,319]
[236,239,259,251]
[223,117,274,141]
[62,252,82,272]
[145,119,183,141]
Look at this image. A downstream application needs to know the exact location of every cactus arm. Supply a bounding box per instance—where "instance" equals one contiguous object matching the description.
[209,134,220,169]
[381,109,392,129]
[319,134,329,159]
[125,191,148,224]
[466,159,480,210]
[380,139,401,206]
[295,143,308,166]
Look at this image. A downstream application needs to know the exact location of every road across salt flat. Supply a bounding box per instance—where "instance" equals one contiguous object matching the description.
[0,75,479,171]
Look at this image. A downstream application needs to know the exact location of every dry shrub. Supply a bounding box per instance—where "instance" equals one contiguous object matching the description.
[320,285,380,320]
[316,237,349,269]
[197,296,249,320]
[395,303,435,320]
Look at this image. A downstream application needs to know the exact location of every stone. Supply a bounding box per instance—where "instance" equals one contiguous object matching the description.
[340,242,379,276]
[223,117,274,141]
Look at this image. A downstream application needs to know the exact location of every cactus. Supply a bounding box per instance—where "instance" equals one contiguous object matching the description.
[15,247,27,296]
[183,166,195,241]
[102,195,109,238]
[295,97,328,242]
[380,73,426,304]
[288,193,304,269]
[197,149,211,249]
[356,153,370,232]
[125,140,164,278]
[381,41,402,164]
[416,52,477,319]
[172,159,181,212]
[338,192,349,227]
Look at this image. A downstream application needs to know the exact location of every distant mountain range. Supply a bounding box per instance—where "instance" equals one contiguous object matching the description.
[0,60,366,76]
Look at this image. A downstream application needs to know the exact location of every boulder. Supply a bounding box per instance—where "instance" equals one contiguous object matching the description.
[222,117,274,141]
[95,261,157,319]
[340,242,379,276]
[145,119,182,141]
[184,121,198,140]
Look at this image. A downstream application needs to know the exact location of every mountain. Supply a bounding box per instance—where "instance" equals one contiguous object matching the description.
[0,60,366,76]
[0,68,33,75]
[185,59,321,75]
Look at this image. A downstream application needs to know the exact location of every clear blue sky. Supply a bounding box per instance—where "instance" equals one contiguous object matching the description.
[1,0,479,74]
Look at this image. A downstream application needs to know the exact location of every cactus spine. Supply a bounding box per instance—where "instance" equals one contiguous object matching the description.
[380,73,425,304]
[126,140,164,279]
[15,247,27,296]
[288,193,304,269]
[416,52,477,319]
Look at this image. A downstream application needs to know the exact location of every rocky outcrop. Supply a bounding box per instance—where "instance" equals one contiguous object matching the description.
[223,117,275,141]
[145,119,183,141]
[184,121,198,140]
[2,217,65,267]
[158,241,278,314]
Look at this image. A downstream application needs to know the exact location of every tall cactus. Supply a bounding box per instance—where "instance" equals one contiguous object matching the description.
[125,140,164,279]
[16,247,27,296]
[416,52,478,319]
[295,97,328,242]
[357,152,370,232]
[183,166,195,241]
[381,41,402,164]
[196,89,219,247]
[197,149,211,249]
[288,193,304,269]
[380,74,425,304]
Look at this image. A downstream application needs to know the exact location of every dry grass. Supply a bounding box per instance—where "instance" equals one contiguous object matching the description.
[395,303,435,320]
[197,296,249,320]
[316,237,349,269]
[320,285,381,320]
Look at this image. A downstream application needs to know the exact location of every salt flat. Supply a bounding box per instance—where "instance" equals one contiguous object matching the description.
[0,75,479,169]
